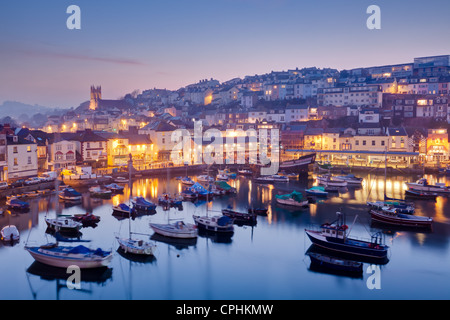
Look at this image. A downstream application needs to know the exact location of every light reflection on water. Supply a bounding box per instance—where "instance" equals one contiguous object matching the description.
[1,171,450,300]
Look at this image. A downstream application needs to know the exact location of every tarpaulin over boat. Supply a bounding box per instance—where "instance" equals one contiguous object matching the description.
[62,188,81,196]
[189,182,208,193]
[275,190,304,202]
[134,197,152,206]
[217,216,233,226]
[214,181,233,190]
[68,245,92,254]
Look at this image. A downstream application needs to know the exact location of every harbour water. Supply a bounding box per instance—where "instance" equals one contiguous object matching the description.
[2,171,450,300]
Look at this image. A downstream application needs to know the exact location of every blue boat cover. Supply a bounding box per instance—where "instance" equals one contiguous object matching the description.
[217,216,232,226]
[68,245,92,254]
[118,203,131,210]
[63,188,81,196]
[135,197,152,205]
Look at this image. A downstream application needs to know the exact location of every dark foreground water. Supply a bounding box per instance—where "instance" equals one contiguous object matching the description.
[1,170,450,300]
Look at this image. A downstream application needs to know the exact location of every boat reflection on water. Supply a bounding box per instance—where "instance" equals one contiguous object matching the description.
[150,233,197,250]
[116,248,157,264]
[305,246,363,279]
[26,261,113,299]
[197,228,233,244]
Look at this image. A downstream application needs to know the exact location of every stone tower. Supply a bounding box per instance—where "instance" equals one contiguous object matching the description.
[89,85,102,110]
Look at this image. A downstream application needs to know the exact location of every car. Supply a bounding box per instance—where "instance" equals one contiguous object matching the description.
[0,182,8,190]
[10,179,25,188]
[24,177,41,185]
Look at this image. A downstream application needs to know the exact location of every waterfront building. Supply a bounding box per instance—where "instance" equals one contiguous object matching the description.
[426,128,449,163]
[6,135,38,181]
[47,137,78,171]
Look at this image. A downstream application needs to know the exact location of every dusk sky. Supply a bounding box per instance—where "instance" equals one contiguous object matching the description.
[1,0,450,108]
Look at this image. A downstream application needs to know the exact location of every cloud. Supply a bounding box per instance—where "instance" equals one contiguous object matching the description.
[9,47,146,66]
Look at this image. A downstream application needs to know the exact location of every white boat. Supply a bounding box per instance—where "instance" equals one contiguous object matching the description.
[197,175,214,183]
[89,185,112,198]
[116,237,157,256]
[275,191,309,207]
[25,244,113,269]
[317,174,347,187]
[114,176,129,184]
[180,177,195,185]
[254,176,274,183]
[270,174,289,182]
[216,174,229,181]
[238,169,253,176]
[59,187,82,201]
[45,217,83,233]
[1,225,19,242]
[193,215,234,234]
[335,174,363,185]
[150,221,198,239]
[405,178,450,194]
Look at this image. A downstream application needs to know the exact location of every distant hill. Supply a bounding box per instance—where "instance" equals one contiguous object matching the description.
[0,101,66,119]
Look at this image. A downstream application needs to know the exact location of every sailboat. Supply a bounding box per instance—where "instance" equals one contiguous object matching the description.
[115,154,157,256]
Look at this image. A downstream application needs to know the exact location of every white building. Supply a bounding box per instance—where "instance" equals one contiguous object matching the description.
[6,135,38,180]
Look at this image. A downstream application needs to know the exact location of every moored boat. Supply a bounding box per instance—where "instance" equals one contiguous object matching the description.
[306,186,328,197]
[25,244,113,269]
[192,215,234,234]
[404,189,437,200]
[275,190,309,207]
[305,211,389,262]
[222,207,257,225]
[406,178,450,194]
[278,153,316,173]
[1,225,20,242]
[150,221,198,239]
[45,217,83,233]
[369,208,433,229]
[59,188,82,202]
[132,197,157,212]
[89,185,112,198]
[180,177,195,185]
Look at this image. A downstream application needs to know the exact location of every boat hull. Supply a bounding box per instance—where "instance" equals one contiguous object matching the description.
[193,216,234,234]
[150,223,198,239]
[116,238,156,256]
[276,198,309,207]
[25,247,113,269]
[370,210,433,228]
[305,230,388,261]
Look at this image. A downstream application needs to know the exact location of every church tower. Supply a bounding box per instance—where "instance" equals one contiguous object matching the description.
[89,85,102,110]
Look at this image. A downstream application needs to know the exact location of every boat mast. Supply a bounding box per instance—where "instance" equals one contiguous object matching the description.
[128,153,133,238]
[384,147,387,199]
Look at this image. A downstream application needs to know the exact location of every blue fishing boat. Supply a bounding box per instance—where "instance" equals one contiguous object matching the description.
[6,198,30,211]
[305,211,389,262]
[132,197,157,212]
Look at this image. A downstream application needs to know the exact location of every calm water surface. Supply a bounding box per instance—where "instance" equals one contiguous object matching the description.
[1,170,450,300]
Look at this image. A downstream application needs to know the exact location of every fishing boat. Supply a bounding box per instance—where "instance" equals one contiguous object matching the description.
[25,244,113,269]
[158,193,183,207]
[189,182,214,199]
[238,169,253,176]
[216,173,229,181]
[192,215,234,234]
[248,207,268,216]
[45,217,83,234]
[217,168,236,179]
[405,178,450,194]
[72,212,101,225]
[180,188,198,200]
[1,225,20,242]
[275,190,309,207]
[305,211,389,262]
[59,187,82,202]
[254,176,274,183]
[306,186,328,197]
[270,174,289,182]
[222,207,257,225]
[214,181,236,194]
[197,175,214,183]
[113,203,134,215]
[369,207,433,229]
[404,189,437,200]
[180,177,195,186]
[89,185,112,198]
[150,221,198,239]
[132,197,157,212]
[317,174,348,187]
[307,252,363,275]
[367,200,415,214]
[114,176,129,184]
[335,174,363,185]
[6,198,30,211]
[105,183,125,193]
